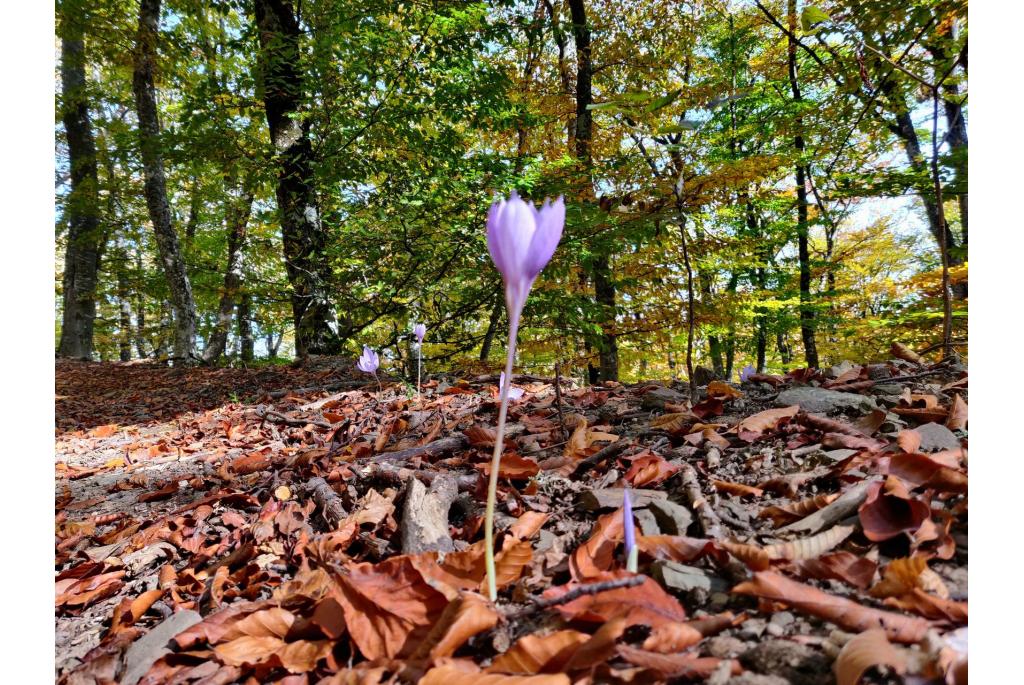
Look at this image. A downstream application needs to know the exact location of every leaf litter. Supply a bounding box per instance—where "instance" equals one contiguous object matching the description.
[54,354,967,684]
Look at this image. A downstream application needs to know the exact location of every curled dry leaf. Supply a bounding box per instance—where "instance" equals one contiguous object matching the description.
[464,424,497,447]
[649,412,698,433]
[477,453,540,479]
[793,551,878,590]
[712,479,764,498]
[859,478,932,542]
[641,621,703,653]
[410,592,499,661]
[885,453,967,494]
[945,394,967,431]
[870,557,948,600]
[706,381,742,400]
[821,432,888,452]
[891,341,924,365]
[570,510,623,581]
[758,468,829,498]
[635,535,724,564]
[624,453,680,487]
[420,664,570,685]
[759,493,839,527]
[737,406,799,441]
[489,631,589,674]
[561,615,630,671]
[733,571,932,643]
[834,629,908,685]
[897,429,922,453]
[615,645,740,679]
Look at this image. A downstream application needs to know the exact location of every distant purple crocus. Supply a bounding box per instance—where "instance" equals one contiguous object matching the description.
[413,323,426,344]
[357,345,379,374]
[623,488,638,573]
[483,191,564,601]
[500,372,525,402]
[739,363,756,383]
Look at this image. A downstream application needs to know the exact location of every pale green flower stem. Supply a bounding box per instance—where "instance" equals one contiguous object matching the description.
[417,345,422,399]
[484,309,519,601]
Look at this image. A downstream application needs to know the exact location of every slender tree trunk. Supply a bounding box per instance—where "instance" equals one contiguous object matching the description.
[253,0,340,357]
[58,3,103,360]
[132,0,197,362]
[133,248,149,358]
[568,0,618,381]
[479,298,502,362]
[237,292,254,363]
[202,190,253,363]
[777,331,793,366]
[116,252,132,361]
[787,0,818,368]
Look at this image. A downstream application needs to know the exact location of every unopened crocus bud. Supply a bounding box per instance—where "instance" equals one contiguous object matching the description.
[357,346,379,374]
[500,372,525,401]
[624,488,638,573]
[739,363,756,383]
[413,323,426,344]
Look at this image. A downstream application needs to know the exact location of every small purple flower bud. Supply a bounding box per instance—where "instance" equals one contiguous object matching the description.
[486,191,565,321]
[356,346,379,374]
[739,363,756,383]
[413,323,426,344]
[623,489,637,572]
[500,372,525,401]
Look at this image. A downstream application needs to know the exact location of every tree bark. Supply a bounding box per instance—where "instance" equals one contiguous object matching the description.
[116,251,132,361]
[58,3,103,360]
[253,0,340,357]
[202,190,254,363]
[568,0,618,382]
[132,0,197,362]
[479,298,502,361]
[787,0,818,368]
[237,292,254,362]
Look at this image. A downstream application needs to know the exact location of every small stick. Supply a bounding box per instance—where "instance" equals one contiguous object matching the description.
[678,462,724,540]
[305,476,347,528]
[571,439,633,479]
[504,575,645,620]
[367,434,468,463]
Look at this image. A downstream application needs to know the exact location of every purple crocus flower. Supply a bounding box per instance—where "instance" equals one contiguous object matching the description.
[500,372,525,402]
[486,191,565,327]
[623,488,638,573]
[739,363,756,383]
[483,191,564,601]
[413,323,426,344]
[356,346,379,374]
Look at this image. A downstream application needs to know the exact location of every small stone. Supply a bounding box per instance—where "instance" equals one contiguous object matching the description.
[652,560,729,593]
[645,498,695,535]
[578,488,668,511]
[770,611,795,627]
[121,610,203,685]
[740,640,832,685]
[775,387,877,414]
[709,592,731,609]
[916,422,961,451]
[736,618,767,640]
[692,366,718,387]
[725,674,790,685]
[872,384,903,396]
[642,386,690,410]
[633,508,662,537]
[707,635,748,659]
[822,448,858,462]
[765,623,785,637]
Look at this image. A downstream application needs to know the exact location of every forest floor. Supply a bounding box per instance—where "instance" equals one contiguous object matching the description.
[55,352,967,685]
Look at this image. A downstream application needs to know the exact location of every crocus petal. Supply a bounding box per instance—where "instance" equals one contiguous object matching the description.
[623,489,636,552]
[524,196,564,279]
[487,192,537,284]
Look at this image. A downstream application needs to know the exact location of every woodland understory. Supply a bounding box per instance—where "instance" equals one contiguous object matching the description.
[55,345,967,685]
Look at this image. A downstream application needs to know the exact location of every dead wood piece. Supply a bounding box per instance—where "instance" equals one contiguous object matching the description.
[256,407,333,430]
[400,474,458,554]
[365,462,478,492]
[306,476,347,528]
[571,439,634,478]
[370,434,468,463]
[678,462,725,540]
[776,479,878,536]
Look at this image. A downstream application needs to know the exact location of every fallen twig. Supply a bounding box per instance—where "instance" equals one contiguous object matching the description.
[256,407,333,430]
[504,575,646,620]
[678,462,724,540]
[571,439,633,478]
[369,434,468,463]
[305,476,347,528]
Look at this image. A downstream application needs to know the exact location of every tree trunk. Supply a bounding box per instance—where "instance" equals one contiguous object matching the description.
[568,0,618,382]
[132,0,197,363]
[202,190,253,363]
[237,292,254,363]
[479,298,502,361]
[116,252,132,361]
[253,0,340,357]
[58,4,103,360]
[134,248,149,358]
[787,0,818,368]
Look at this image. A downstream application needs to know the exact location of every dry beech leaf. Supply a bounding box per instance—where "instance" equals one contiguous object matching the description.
[624,453,679,487]
[706,381,742,399]
[896,429,922,453]
[411,592,499,661]
[712,479,764,498]
[569,510,623,581]
[641,621,703,653]
[489,631,589,674]
[834,629,908,685]
[737,405,799,439]
[649,412,697,433]
[794,551,878,590]
[733,571,931,643]
[484,539,534,591]
[421,664,569,685]
[885,453,967,493]
[759,493,838,527]
[615,645,740,679]
[635,535,722,564]
[329,555,449,660]
[859,478,931,542]
[870,557,948,599]
[214,635,284,666]
[561,615,629,671]
[891,341,924,365]
[465,425,497,448]
[544,572,686,628]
